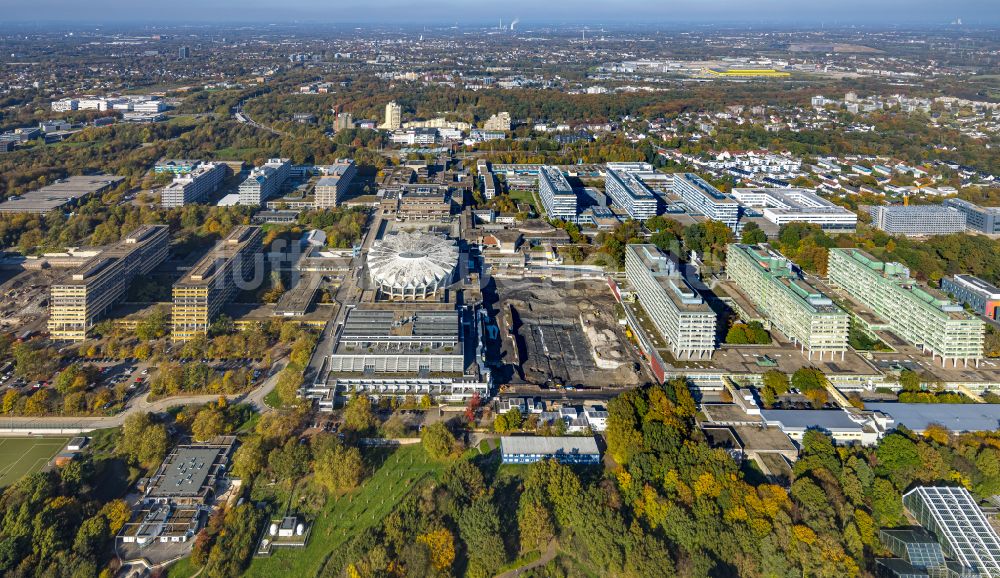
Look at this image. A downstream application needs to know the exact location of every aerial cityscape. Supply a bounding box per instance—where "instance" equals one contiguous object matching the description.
[1,2,1000,577]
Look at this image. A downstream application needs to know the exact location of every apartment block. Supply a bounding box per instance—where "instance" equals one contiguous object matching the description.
[172,226,263,341]
[161,162,227,207]
[483,111,512,132]
[238,158,290,205]
[605,168,658,220]
[672,173,740,230]
[828,248,984,367]
[49,225,170,340]
[538,165,577,221]
[726,243,849,360]
[313,159,358,208]
[626,244,716,359]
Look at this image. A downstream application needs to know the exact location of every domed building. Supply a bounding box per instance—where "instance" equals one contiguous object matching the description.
[367,232,458,300]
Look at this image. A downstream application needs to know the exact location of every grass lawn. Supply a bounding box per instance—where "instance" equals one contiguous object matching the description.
[242,444,446,577]
[507,189,540,212]
[0,437,69,488]
[165,556,196,578]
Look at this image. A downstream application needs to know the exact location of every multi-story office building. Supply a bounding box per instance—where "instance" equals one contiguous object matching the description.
[178,46,190,59]
[626,244,716,359]
[483,112,512,132]
[538,165,577,221]
[902,486,1000,578]
[161,162,227,207]
[238,158,290,205]
[49,225,170,340]
[726,243,849,360]
[51,99,78,112]
[731,187,857,230]
[172,226,263,341]
[943,198,1000,234]
[828,248,984,367]
[381,101,402,130]
[605,168,659,220]
[672,173,740,230]
[313,159,358,208]
[868,205,966,236]
[941,274,1000,321]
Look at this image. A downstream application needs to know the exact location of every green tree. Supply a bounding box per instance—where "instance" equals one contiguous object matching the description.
[118,413,169,466]
[342,394,377,433]
[458,497,507,576]
[740,221,767,244]
[313,435,364,493]
[421,422,456,460]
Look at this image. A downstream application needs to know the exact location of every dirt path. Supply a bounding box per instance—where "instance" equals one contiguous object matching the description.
[494,540,558,578]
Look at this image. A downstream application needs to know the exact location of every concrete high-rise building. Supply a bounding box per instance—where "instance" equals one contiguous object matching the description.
[726,243,849,360]
[672,173,740,230]
[868,205,966,236]
[943,198,1000,234]
[172,226,263,341]
[49,225,170,340]
[538,165,577,222]
[333,112,354,132]
[161,162,227,207]
[381,101,402,130]
[314,159,358,208]
[626,244,716,359]
[238,158,290,205]
[605,168,658,220]
[178,46,190,59]
[828,248,984,367]
[483,111,512,132]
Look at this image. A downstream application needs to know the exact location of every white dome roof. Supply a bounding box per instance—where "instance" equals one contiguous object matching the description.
[368,232,458,292]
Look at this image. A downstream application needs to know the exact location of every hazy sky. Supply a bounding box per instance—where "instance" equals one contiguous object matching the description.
[3,0,999,26]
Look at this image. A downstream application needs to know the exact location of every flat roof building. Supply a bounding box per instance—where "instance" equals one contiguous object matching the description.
[49,225,170,340]
[161,162,227,207]
[760,409,879,446]
[903,486,1000,577]
[727,243,849,360]
[605,168,658,220]
[868,205,966,236]
[306,304,489,407]
[828,248,984,367]
[172,226,263,341]
[943,198,1000,234]
[314,159,357,208]
[673,173,740,230]
[500,436,601,464]
[239,158,290,205]
[941,275,1000,321]
[538,165,577,222]
[868,403,1000,434]
[731,187,857,230]
[625,244,716,359]
[0,175,124,214]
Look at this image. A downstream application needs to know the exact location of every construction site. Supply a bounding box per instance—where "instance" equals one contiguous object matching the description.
[497,278,647,389]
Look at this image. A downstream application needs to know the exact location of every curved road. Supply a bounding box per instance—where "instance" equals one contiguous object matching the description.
[0,360,287,434]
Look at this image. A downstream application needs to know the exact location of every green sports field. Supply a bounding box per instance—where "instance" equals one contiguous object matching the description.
[0,437,69,488]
